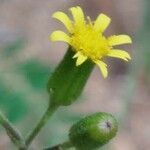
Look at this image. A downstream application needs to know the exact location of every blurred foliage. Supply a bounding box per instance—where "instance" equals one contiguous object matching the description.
[1,38,25,57]
[17,60,51,91]
[0,82,27,122]
[0,38,52,122]
[136,0,150,75]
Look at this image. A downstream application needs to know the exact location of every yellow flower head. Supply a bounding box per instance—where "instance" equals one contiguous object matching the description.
[50,6,132,78]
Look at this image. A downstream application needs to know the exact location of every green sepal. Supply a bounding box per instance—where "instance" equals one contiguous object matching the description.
[47,47,94,106]
[69,112,118,150]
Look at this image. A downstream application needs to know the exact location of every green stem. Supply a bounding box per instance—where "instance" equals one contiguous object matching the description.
[44,141,73,150]
[25,104,58,147]
[0,111,26,149]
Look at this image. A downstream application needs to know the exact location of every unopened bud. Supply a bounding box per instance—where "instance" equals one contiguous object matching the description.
[69,112,118,150]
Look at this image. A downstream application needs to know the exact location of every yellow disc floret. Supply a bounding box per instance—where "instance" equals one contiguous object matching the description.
[50,6,132,78]
[71,24,110,60]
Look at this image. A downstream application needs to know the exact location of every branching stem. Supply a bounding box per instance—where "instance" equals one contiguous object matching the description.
[0,111,26,149]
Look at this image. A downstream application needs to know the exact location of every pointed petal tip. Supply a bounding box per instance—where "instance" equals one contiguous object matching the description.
[76,6,82,9]
[75,53,88,66]
[124,57,131,62]
[124,35,132,44]
[70,6,82,10]
[107,49,131,62]
[51,11,73,32]
[50,30,70,43]
[94,13,111,33]
[128,36,132,43]
[127,54,131,60]
[70,6,85,24]
[52,11,64,19]
[52,12,58,18]
[73,52,80,59]
[69,6,76,11]
[95,60,108,78]
[108,35,132,46]
[50,32,56,41]
[100,13,111,21]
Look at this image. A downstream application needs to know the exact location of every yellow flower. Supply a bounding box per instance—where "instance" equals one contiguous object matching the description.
[50,6,132,78]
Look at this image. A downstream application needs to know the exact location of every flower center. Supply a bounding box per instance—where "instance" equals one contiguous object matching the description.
[70,24,111,60]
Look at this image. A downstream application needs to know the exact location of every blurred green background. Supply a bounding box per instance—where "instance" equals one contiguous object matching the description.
[0,0,149,150]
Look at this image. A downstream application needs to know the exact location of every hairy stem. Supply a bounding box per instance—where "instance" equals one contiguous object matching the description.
[0,111,26,149]
[25,104,58,147]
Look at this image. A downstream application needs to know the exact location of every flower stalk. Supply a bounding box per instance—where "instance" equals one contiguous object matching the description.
[25,104,58,147]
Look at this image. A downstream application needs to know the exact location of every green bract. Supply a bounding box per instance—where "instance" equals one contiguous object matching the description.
[69,112,118,150]
[47,47,94,106]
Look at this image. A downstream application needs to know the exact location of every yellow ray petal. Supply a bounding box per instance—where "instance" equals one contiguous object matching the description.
[75,53,87,66]
[108,35,132,46]
[73,51,81,58]
[94,14,111,33]
[70,6,85,25]
[107,49,131,61]
[95,60,108,78]
[50,30,70,43]
[52,11,73,32]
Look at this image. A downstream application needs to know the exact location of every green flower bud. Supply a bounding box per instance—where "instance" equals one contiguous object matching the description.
[47,47,94,107]
[69,112,118,150]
